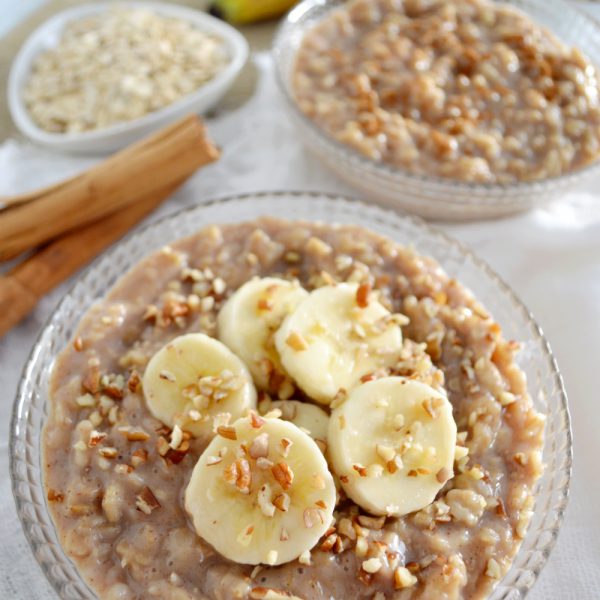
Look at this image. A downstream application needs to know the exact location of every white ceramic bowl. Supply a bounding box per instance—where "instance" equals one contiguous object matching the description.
[8,2,248,154]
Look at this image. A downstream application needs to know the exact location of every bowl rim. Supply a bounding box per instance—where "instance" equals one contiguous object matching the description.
[9,190,573,598]
[272,0,600,197]
[7,0,249,147]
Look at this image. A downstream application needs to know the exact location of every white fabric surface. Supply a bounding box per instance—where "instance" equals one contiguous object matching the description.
[1,47,600,599]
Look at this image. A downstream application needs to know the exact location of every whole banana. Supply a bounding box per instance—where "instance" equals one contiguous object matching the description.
[209,0,298,24]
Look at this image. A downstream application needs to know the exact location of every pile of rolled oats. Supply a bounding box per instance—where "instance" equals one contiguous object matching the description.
[293,0,600,183]
[24,9,229,133]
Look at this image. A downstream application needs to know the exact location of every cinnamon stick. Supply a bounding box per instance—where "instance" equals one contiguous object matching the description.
[0,179,182,337]
[0,114,220,261]
[0,172,84,210]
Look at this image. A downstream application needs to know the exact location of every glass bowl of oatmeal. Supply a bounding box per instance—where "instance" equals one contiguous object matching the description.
[10,192,571,599]
[273,0,600,220]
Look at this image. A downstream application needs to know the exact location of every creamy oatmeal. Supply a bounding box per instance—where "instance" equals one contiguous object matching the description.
[292,0,600,183]
[44,218,544,599]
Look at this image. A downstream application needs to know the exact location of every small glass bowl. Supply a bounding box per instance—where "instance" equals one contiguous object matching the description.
[273,0,600,221]
[10,192,572,599]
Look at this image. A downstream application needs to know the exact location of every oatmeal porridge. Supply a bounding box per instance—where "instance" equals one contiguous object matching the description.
[44,218,544,599]
[292,0,600,183]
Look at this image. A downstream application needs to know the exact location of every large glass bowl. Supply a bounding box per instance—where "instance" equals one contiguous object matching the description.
[272,0,600,221]
[10,192,572,599]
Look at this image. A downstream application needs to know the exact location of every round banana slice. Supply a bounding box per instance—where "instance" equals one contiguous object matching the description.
[262,399,329,451]
[274,283,404,404]
[328,377,456,517]
[218,277,308,393]
[185,414,336,566]
[143,333,257,438]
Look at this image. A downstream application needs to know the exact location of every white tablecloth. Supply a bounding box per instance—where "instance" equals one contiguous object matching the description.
[1,48,599,599]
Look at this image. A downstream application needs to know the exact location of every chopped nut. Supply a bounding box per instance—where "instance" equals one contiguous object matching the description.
[356,282,371,308]
[157,436,170,456]
[131,448,148,467]
[135,487,161,515]
[250,412,266,429]
[362,557,382,573]
[422,397,443,419]
[122,428,150,442]
[394,566,418,589]
[127,371,141,393]
[279,437,293,458]
[88,430,107,447]
[273,493,290,512]
[76,393,96,408]
[298,549,311,565]
[169,425,184,450]
[217,425,237,440]
[355,537,368,557]
[285,331,309,351]
[225,458,252,494]
[114,463,134,474]
[258,483,276,518]
[358,515,385,530]
[256,457,274,470]
[499,391,516,406]
[376,444,395,463]
[249,433,270,459]
[468,466,484,480]
[98,447,118,459]
[353,464,367,477]
[455,445,469,460]
[206,455,223,466]
[321,533,337,551]
[485,558,502,579]
[47,489,64,503]
[272,462,294,491]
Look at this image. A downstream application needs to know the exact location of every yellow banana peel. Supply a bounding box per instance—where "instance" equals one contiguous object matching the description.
[209,0,298,24]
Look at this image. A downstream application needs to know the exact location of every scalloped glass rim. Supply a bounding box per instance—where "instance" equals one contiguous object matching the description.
[272,0,600,218]
[10,192,572,599]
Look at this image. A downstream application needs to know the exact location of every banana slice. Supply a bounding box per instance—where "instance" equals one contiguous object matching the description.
[143,333,257,439]
[261,399,329,451]
[274,283,404,404]
[185,414,336,565]
[218,277,308,394]
[328,377,456,517]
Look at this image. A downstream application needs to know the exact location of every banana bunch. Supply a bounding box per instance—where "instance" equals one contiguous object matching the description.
[143,276,458,566]
[209,0,298,24]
